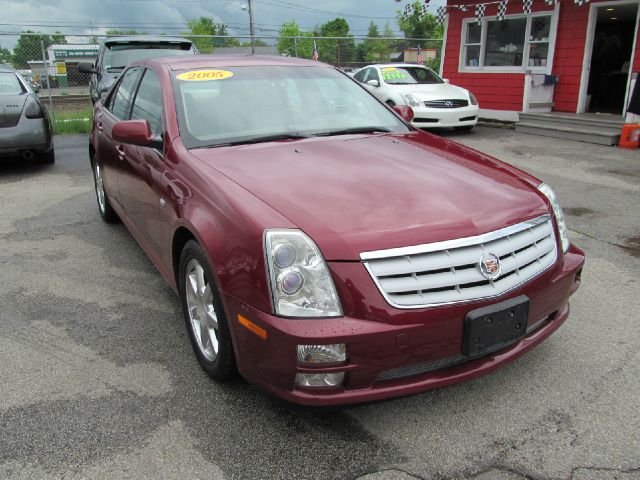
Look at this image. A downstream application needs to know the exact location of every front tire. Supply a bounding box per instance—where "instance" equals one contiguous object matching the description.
[91,156,118,222]
[179,240,236,381]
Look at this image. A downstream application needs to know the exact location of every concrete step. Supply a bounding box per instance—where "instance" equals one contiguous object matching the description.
[516,119,622,136]
[519,112,624,130]
[515,122,620,146]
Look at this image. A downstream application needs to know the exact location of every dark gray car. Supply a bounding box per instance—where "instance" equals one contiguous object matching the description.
[0,64,54,164]
[78,36,196,103]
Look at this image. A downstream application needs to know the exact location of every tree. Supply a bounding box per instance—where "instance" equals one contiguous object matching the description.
[277,20,314,59]
[240,39,267,48]
[11,31,67,69]
[361,21,389,63]
[184,17,236,53]
[105,29,143,35]
[0,46,11,64]
[316,18,356,67]
[396,1,443,39]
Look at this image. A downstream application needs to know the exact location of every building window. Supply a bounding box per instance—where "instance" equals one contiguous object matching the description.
[528,16,551,67]
[460,13,555,72]
[464,23,482,67]
[485,18,527,67]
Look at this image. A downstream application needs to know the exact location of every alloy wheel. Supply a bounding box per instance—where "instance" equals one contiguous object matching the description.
[94,162,106,214]
[185,258,219,362]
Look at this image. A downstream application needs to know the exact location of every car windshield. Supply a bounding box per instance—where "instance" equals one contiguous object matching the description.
[381,66,443,85]
[104,43,193,72]
[173,65,410,148]
[0,72,25,95]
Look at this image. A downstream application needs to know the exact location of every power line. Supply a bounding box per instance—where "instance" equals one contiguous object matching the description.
[98,0,399,20]
[253,0,397,20]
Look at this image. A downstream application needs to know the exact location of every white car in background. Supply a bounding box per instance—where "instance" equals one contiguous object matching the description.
[353,63,479,131]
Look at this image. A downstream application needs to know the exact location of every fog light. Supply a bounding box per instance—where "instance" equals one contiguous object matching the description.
[295,372,345,388]
[297,344,346,365]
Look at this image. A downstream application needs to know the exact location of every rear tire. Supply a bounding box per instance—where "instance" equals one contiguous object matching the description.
[454,125,474,132]
[91,155,118,223]
[40,149,55,164]
[179,240,236,381]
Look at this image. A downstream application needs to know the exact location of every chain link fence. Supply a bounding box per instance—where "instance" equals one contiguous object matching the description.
[0,32,442,134]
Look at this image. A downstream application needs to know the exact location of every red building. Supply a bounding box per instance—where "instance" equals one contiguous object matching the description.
[440,0,638,127]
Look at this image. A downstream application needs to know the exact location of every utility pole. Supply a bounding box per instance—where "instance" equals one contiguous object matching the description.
[40,39,54,121]
[248,0,256,54]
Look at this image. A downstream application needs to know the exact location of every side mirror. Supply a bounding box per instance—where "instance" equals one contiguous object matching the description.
[78,62,98,74]
[112,120,163,150]
[366,79,380,88]
[443,78,450,84]
[393,105,415,123]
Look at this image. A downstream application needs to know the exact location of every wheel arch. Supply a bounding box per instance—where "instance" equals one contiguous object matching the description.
[172,225,199,290]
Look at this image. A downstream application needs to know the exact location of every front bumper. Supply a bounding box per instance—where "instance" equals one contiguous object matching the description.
[224,245,584,406]
[410,104,479,129]
[0,116,51,157]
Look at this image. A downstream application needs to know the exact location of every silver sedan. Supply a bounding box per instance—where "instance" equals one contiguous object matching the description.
[0,64,54,164]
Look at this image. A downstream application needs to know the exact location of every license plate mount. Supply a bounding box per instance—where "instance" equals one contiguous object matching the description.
[463,295,530,357]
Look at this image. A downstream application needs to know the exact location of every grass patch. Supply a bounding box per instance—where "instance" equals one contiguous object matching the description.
[52,108,93,135]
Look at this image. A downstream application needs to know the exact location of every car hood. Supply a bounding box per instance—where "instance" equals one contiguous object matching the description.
[0,94,27,128]
[193,133,548,260]
[392,82,469,101]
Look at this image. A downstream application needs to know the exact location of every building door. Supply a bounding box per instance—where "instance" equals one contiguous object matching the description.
[585,2,638,115]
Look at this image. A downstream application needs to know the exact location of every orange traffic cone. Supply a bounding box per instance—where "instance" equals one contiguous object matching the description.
[618,124,640,148]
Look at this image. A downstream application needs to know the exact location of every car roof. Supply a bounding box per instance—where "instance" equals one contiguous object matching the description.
[104,36,193,46]
[0,63,16,73]
[144,54,330,71]
[369,63,431,69]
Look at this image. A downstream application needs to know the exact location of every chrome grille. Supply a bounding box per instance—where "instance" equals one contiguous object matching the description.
[361,215,557,309]
[424,99,469,108]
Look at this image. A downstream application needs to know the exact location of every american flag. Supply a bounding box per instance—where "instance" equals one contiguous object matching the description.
[417,44,424,64]
[313,41,319,61]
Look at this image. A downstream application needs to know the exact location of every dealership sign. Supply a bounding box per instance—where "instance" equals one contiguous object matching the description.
[50,46,99,60]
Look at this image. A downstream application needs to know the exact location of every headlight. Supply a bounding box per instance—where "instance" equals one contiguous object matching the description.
[399,93,421,108]
[469,91,478,106]
[538,183,570,253]
[264,229,342,318]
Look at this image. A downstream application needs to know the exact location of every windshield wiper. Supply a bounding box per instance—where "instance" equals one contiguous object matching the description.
[211,132,311,147]
[312,126,393,137]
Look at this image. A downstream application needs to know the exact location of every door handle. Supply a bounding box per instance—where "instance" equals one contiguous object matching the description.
[97,121,103,131]
[115,145,125,159]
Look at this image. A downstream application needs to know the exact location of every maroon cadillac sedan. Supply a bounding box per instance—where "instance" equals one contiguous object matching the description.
[89,55,584,406]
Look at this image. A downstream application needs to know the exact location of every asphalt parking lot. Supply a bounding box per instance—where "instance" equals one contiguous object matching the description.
[1,127,639,480]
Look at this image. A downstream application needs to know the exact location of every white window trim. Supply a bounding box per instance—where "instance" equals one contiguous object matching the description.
[459,8,559,74]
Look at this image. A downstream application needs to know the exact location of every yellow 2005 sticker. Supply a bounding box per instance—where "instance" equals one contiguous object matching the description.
[177,69,234,81]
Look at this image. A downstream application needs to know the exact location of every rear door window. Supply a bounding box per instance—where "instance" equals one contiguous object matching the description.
[0,72,25,95]
[131,69,163,135]
[109,67,143,120]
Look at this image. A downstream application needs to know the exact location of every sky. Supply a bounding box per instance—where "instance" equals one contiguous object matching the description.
[0,0,445,40]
